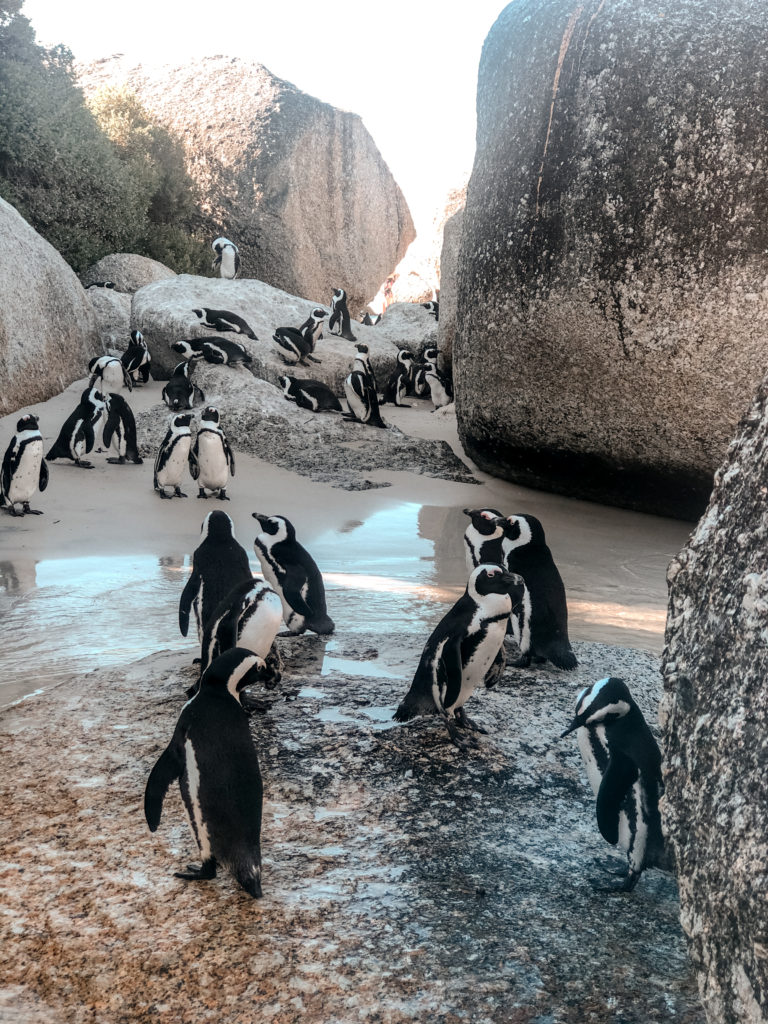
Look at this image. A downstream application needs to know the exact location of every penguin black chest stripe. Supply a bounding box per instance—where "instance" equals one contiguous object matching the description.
[255,538,286,582]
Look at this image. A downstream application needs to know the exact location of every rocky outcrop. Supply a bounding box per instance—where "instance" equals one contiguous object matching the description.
[81,253,176,293]
[0,197,100,416]
[662,381,768,1024]
[78,57,415,311]
[456,0,768,520]
[86,287,132,353]
[437,207,464,371]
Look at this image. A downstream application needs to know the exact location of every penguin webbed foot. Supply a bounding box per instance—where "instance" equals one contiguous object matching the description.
[24,507,44,515]
[197,489,208,499]
[509,651,532,669]
[174,488,188,498]
[306,355,322,364]
[454,707,488,734]
[175,858,217,881]
[158,490,173,499]
[217,490,230,501]
[106,457,126,464]
[74,460,94,469]
[589,868,641,895]
[445,714,481,751]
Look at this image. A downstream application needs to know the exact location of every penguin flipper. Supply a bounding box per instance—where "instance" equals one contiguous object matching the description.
[179,570,200,636]
[437,637,464,712]
[596,754,639,845]
[188,444,200,480]
[81,419,95,455]
[144,738,184,831]
[1,446,11,495]
[282,567,317,622]
[102,413,116,451]
[224,438,235,476]
[39,459,49,492]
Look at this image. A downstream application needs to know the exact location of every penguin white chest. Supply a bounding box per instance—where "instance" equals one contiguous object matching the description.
[8,439,43,503]
[344,375,369,422]
[101,361,125,392]
[197,433,228,489]
[159,437,190,487]
[219,248,237,279]
[238,589,284,657]
[184,739,212,860]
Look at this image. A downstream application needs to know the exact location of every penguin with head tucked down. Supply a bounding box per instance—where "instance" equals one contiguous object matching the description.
[198,578,284,678]
[121,329,151,385]
[561,676,672,892]
[211,236,241,279]
[154,413,193,498]
[279,375,342,413]
[192,308,258,340]
[171,337,252,367]
[328,288,357,341]
[144,647,267,898]
[46,387,108,469]
[162,361,205,412]
[89,355,133,394]
[102,392,143,465]
[462,508,504,573]
[189,407,235,500]
[1,414,49,516]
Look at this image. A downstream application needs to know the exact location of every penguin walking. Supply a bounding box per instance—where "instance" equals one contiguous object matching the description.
[393,564,525,748]
[271,321,322,366]
[192,307,258,340]
[46,386,108,469]
[561,676,672,892]
[88,355,133,393]
[493,513,577,670]
[328,288,357,341]
[144,647,267,898]
[381,349,415,406]
[171,338,252,367]
[252,513,335,635]
[211,236,241,279]
[279,376,342,412]
[343,344,385,428]
[462,508,504,573]
[423,347,453,410]
[199,578,284,677]
[121,329,152,385]
[102,393,143,465]
[422,300,439,321]
[154,413,193,498]
[179,510,252,644]
[1,414,49,516]
[162,361,205,412]
[189,407,235,500]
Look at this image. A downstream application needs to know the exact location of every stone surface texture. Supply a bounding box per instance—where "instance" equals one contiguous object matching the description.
[437,206,465,371]
[0,640,704,1022]
[86,287,132,354]
[0,197,100,416]
[455,0,768,520]
[80,252,176,293]
[78,57,415,311]
[662,381,768,1024]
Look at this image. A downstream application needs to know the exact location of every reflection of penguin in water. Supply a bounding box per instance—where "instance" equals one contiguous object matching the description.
[252,513,335,635]
[494,513,577,670]
[171,337,252,367]
[394,564,525,749]
[328,288,357,341]
[343,344,385,428]
[279,375,342,412]
[46,386,108,469]
[89,355,132,393]
[162,361,205,411]
[462,507,504,572]
[1,414,49,516]
[103,393,143,464]
[154,413,192,498]
[211,237,240,279]
[193,307,258,340]
[561,676,672,892]
[144,647,267,898]
[381,349,415,406]
[189,407,235,501]
[121,329,151,385]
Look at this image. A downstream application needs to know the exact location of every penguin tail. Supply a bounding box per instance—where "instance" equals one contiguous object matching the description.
[545,643,578,670]
[393,684,434,723]
[310,615,335,636]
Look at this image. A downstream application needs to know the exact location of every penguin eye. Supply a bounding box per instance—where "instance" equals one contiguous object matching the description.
[487,569,499,577]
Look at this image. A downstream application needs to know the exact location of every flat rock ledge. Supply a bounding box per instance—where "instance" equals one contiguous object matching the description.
[0,639,703,1023]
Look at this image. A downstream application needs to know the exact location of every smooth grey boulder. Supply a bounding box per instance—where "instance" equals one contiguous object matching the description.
[662,381,768,1024]
[81,253,176,294]
[78,56,414,311]
[86,287,132,354]
[437,207,464,372]
[0,197,100,416]
[456,0,768,520]
[374,302,438,356]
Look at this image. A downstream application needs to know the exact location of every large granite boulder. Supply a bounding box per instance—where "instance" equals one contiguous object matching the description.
[662,382,768,1024]
[78,57,415,312]
[456,0,768,520]
[86,287,132,353]
[437,207,464,372]
[81,253,176,293]
[0,197,100,416]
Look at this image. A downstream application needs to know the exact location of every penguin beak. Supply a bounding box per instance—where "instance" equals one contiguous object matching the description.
[560,718,581,739]
[462,508,474,517]
[252,513,269,526]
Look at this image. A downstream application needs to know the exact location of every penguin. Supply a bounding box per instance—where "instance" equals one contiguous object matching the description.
[297,307,327,347]
[381,349,415,406]
[211,236,240,280]
[343,344,386,428]
[252,513,335,635]
[144,647,267,898]
[561,676,672,892]
[192,307,258,340]
[271,322,322,366]
[358,311,381,326]
[462,508,504,573]
[350,341,378,392]
[171,337,252,367]
[493,513,577,670]
[102,392,143,465]
[121,329,151,385]
[393,564,526,748]
[422,300,439,320]
[154,413,193,498]
[0,414,49,516]
[328,288,357,341]
[86,281,115,289]
[179,510,252,643]
[88,355,132,393]
[423,347,453,409]
[189,407,235,500]
[162,360,205,412]
[46,386,108,469]
[279,375,342,412]
[411,361,430,398]
[199,578,284,677]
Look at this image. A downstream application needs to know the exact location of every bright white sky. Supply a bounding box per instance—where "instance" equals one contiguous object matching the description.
[22,0,508,232]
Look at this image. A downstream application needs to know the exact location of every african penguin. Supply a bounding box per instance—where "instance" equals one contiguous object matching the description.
[423,347,453,409]
[102,392,143,464]
[86,281,115,289]
[121,329,151,385]
[359,311,381,326]
[192,307,258,340]
[198,578,284,678]
[381,349,415,406]
[462,508,504,573]
[179,510,252,644]
[252,513,335,635]
[411,361,430,398]
[393,564,526,748]
[493,513,577,670]
[88,354,132,393]
[297,307,327,347]
[1,414,49,516]
[343,344,385,428]
[171,337,252,367]
[46,386,108,469]
[279,376,342,412]
[189,407,235,500]
[271,323,321,367]
[144,647,267,898]
[561,677,672,892]
[211,236,241,280]
[162,361,205,412]
[154,413,193,498]
[422,300,439,320]
[328,288,357,341]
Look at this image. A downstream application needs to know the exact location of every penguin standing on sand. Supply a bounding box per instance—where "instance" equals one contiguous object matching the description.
[493,513,577,670]
[462,508,504,573]
[102,393,143,465]
[179,510,252,643]
[144,647,267,898]
[189,407,235,500]
[279,376,342,412]
[121,329,151,385]
[192,308,258,340]
[154,413,193,498]
[46,387,108,469]
[162,361,205,412]
[171,338,252,367]
[1,414,49,516]
[381,349,415,406]
[89,355,133,393]
[211,237,241,280]
[561,676,672,892]
[252,513,335,635]
[393,564,526,748]
[343,344,385,428]
[423,347,453,409]
[328,288,357,341]
[199,578,284,677]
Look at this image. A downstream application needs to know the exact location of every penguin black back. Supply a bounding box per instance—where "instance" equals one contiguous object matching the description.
[179,511,252,642]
